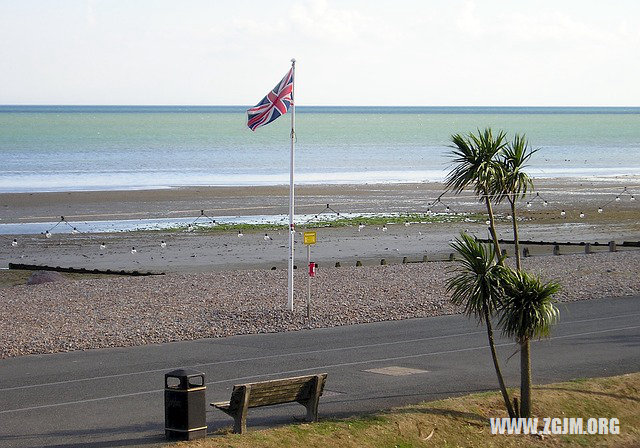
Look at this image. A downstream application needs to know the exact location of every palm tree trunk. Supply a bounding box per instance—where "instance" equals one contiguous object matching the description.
[520,339,532,418]
[484,196,502,263]
[509,199,521,270]
[484,304,515,417]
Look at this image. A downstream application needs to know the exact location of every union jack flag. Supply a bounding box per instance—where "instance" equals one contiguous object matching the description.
[247,67,294,131]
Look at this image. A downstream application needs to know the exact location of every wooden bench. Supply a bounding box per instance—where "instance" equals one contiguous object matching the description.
[211,373,327,434]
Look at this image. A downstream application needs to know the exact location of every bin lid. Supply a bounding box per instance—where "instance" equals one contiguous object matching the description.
[165,368,205,378]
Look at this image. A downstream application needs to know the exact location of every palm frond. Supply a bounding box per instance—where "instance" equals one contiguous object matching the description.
[446,232,505,320]
[445,128,508,200]
[498,269,560,342]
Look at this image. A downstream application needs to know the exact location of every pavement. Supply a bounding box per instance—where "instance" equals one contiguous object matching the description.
[0,295,638,448]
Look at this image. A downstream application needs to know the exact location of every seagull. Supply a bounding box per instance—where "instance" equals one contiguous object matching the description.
[382,225,387,232]
[264,233,272,241]
[358,223,365,232]
[131,247,137,254]
[160,241,167,249]
[238,231,243,238]
[100,243,106,250]
[12,239,18,247]
[404,221,410,227]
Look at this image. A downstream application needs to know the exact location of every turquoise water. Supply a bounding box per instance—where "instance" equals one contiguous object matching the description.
[1,106,639,192]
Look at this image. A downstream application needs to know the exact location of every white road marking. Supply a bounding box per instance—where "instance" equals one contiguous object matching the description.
[1,324,638,415]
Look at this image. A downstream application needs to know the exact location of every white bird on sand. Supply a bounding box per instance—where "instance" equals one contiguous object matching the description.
[45,231,52,238]
[382,225,387,232]
[358,223,365,232]
[160,241,167,248]
[12,239,18,247]
[264,233,272,241]
[131,247,137,254]
[100,243,106,250]
[404,221,410,227]
[238,231,243,238]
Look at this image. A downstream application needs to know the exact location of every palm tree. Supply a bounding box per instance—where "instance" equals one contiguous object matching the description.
[499,269,560,418]
[446,233,515,417]
[447,128,507,258]
[494,135,537,270]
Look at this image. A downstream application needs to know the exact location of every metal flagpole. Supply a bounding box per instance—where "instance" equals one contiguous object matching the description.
[287,58,296,312]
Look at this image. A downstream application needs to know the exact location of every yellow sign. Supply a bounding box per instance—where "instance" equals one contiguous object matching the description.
[303,231,317,245]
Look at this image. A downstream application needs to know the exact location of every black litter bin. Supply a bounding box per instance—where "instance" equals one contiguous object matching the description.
[164,368,206,440]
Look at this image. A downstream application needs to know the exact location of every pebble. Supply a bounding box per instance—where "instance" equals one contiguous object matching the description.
[0,251,639,359]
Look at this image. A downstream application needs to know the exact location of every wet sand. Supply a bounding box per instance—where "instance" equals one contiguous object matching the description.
[2,177,639,224]
[2,178,639,273]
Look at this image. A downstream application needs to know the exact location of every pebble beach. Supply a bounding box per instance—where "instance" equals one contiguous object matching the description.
[1,250,638,359]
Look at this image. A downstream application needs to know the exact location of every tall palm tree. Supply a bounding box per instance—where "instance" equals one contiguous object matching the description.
[446,233,515,417]
[499,269,560,418]
[447,128,507,258]
[494,135,537,270]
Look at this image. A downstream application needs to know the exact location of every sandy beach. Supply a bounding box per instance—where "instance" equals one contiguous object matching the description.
[1,178,639,359]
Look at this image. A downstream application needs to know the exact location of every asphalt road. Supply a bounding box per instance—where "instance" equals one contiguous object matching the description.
[0,296,638,448]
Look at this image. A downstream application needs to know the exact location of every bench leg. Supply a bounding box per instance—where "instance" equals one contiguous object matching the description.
[233,414,247,435]
[232,385,251,434]
[304,375,323,422]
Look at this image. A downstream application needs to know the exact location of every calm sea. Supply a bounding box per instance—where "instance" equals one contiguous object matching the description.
[1,106,639,193]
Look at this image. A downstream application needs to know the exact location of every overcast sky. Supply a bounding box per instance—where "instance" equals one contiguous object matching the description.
[1,0,639,106]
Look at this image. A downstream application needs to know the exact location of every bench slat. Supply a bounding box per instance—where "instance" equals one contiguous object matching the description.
[212,401,230,409]
[247,385,311,402]
[237,374,324,390]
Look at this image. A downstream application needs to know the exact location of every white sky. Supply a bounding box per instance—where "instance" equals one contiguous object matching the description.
[1,0,639,106]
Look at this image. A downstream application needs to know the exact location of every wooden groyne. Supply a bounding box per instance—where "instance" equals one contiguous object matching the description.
[8,263,163,276]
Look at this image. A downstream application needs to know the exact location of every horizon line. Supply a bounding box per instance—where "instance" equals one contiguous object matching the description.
[2,104,640,109]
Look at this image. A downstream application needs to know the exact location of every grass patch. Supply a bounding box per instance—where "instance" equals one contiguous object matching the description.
[154,213,488,234]
[170,372,640,448]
